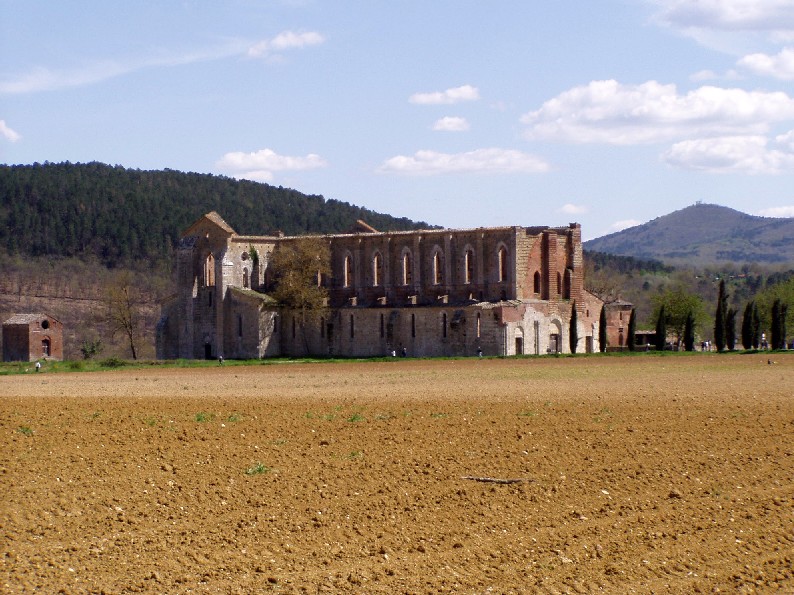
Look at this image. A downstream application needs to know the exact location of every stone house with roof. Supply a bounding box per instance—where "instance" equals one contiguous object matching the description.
[157,212,610,359]
[2,313,64,362]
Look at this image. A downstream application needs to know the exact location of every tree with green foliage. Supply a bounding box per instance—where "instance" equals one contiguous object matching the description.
[771,299,785,350]
[752,303,761,348]
[726,307,737,350]
[741,301,754,349]
[749,277,794,341]
[627,308,636,351]
[599,304,607,353]
[655,305,667,350]
[569,302,578,354]
[651,287,705,346]
[0,162,430,269]
[684,310,695,351]
[80,339,104,360]
[270,236,331,354]
[714,279,727,351]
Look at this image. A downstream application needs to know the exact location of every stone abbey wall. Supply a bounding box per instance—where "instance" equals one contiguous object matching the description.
[156,212,601,360]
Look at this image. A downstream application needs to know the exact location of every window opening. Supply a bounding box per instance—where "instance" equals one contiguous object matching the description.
[465,249,474,284]
[204,253,215,287]
[403,251,412,285]
[373,252,382,286]
[344,254,352,287]
[498,247,508,283]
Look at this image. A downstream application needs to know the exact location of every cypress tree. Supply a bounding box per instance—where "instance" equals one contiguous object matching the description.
[627,308,636,351]
[771,299,782,350]
[726,307,737,351]
[782,304,788,350]
[684,310,695,351]
[599,304,607,353]
[655,305,667,351]
[751,303,761,349]
[741,301,754,349]
[714,279,727,351]
[569,302,578,354]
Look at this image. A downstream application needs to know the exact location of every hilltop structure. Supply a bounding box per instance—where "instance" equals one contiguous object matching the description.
[157,212,612,359]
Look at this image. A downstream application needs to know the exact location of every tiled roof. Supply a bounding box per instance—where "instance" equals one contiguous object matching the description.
[3,313,51,325]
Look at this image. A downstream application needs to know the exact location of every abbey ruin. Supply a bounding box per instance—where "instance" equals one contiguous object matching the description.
[157,212,613,359]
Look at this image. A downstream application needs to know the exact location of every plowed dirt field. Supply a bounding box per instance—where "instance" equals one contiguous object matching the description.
[2,354,793,593]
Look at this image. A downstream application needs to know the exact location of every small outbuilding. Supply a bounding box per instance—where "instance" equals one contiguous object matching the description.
[2,313,64,362]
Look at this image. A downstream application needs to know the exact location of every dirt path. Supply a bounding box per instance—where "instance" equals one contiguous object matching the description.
[2,355,793,593]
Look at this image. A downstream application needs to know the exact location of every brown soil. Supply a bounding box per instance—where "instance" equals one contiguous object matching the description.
[1,355,793,593]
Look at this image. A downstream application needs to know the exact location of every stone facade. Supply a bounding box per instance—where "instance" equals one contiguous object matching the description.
[157,212,608,359]
[2,313,64,362]
[605,301,634,350]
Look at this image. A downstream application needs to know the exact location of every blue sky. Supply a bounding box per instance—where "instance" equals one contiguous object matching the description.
[3,1,794,239]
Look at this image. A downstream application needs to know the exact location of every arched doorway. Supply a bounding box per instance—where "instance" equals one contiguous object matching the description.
[549,319,562,354]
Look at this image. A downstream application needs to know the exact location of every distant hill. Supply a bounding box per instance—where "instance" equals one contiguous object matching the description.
[0,162,432,267]
[584,203,794,266]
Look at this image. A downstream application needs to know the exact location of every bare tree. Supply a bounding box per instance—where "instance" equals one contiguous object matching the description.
[584,258,622,304]
[105,270,142,359]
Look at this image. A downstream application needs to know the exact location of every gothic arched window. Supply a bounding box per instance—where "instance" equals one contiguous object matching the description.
[464,249,474,284]
[433,249,443,285]
[498,246,508,283]
[343,253,353,287]
[402,250,412,286]
[372,252,383,287]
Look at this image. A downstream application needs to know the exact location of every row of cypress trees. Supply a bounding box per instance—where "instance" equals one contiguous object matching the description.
[592,278,788,353]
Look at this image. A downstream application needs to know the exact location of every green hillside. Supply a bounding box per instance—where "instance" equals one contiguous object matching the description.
[0,162,432,267]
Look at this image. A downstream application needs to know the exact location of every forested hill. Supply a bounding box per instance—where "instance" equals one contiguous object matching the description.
[0,162,432,267]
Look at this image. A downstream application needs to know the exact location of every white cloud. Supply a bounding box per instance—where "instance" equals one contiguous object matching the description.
[774,128,794,150]
[662,134,794,173]
[409,85,480,105]
[558,203,587,215]
[248,30,325,58]
[0,31,323,95]
[689,68,741,81]
[0,43,247,95]
[758,205,794,216]
[609,219,641,232]
[521,79,794,144]
[652,0,794,32]
[1,62,132,95]
[377,148,550,175]
[739,47,794,79]
[0,120,21,142]
[432,116,470,132]
[216,148,328,182]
